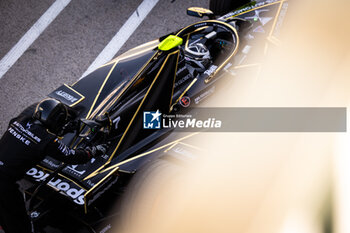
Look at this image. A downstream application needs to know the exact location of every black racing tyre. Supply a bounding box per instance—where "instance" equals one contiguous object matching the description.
[209,0,251,15]
[118,159,182,232]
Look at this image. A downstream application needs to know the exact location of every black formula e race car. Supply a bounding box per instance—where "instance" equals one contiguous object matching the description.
[20,1,289,232]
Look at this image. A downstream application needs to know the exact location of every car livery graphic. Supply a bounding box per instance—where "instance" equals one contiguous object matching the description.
[20,1,288,232]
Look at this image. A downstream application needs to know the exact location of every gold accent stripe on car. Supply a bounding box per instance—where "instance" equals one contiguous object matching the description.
[98,132,199,175]
[268,0,287,38]
[83,167,119,213]
[82,51,178,181]
[227,0,284,19]
[62,84,86,107]
[233,63,262,69]
[177,141,204,151]
[91,52,158,119]
[169,51,180,110]
[82,132,198,212]
[267,36,281,46]
[85,60,119,119]
[106,50,180,163]
[163,142,178,153]
[171,78,198,111]
[264,0,286,54]
[87,81,126,120]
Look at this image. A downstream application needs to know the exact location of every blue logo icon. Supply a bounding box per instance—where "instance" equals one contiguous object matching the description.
[143,110,162,129]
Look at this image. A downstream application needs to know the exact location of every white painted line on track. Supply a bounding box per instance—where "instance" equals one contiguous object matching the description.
[0,0,71,80]
[80,0,159,80]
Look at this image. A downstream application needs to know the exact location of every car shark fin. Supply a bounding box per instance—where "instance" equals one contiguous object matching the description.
[110,50,180,158]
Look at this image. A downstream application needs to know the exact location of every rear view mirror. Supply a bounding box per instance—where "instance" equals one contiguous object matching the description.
[187,7,215,19]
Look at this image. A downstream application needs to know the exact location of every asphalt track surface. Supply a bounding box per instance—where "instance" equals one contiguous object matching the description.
[0,0,209,135]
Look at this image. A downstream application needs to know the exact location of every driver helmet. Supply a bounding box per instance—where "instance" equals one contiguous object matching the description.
[184,42,211,71]
[33,98,68,134]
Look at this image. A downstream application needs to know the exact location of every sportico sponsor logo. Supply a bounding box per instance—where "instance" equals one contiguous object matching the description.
[26,167,85,205]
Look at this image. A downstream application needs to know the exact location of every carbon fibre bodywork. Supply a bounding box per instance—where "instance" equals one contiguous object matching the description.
[21,1,288,232]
